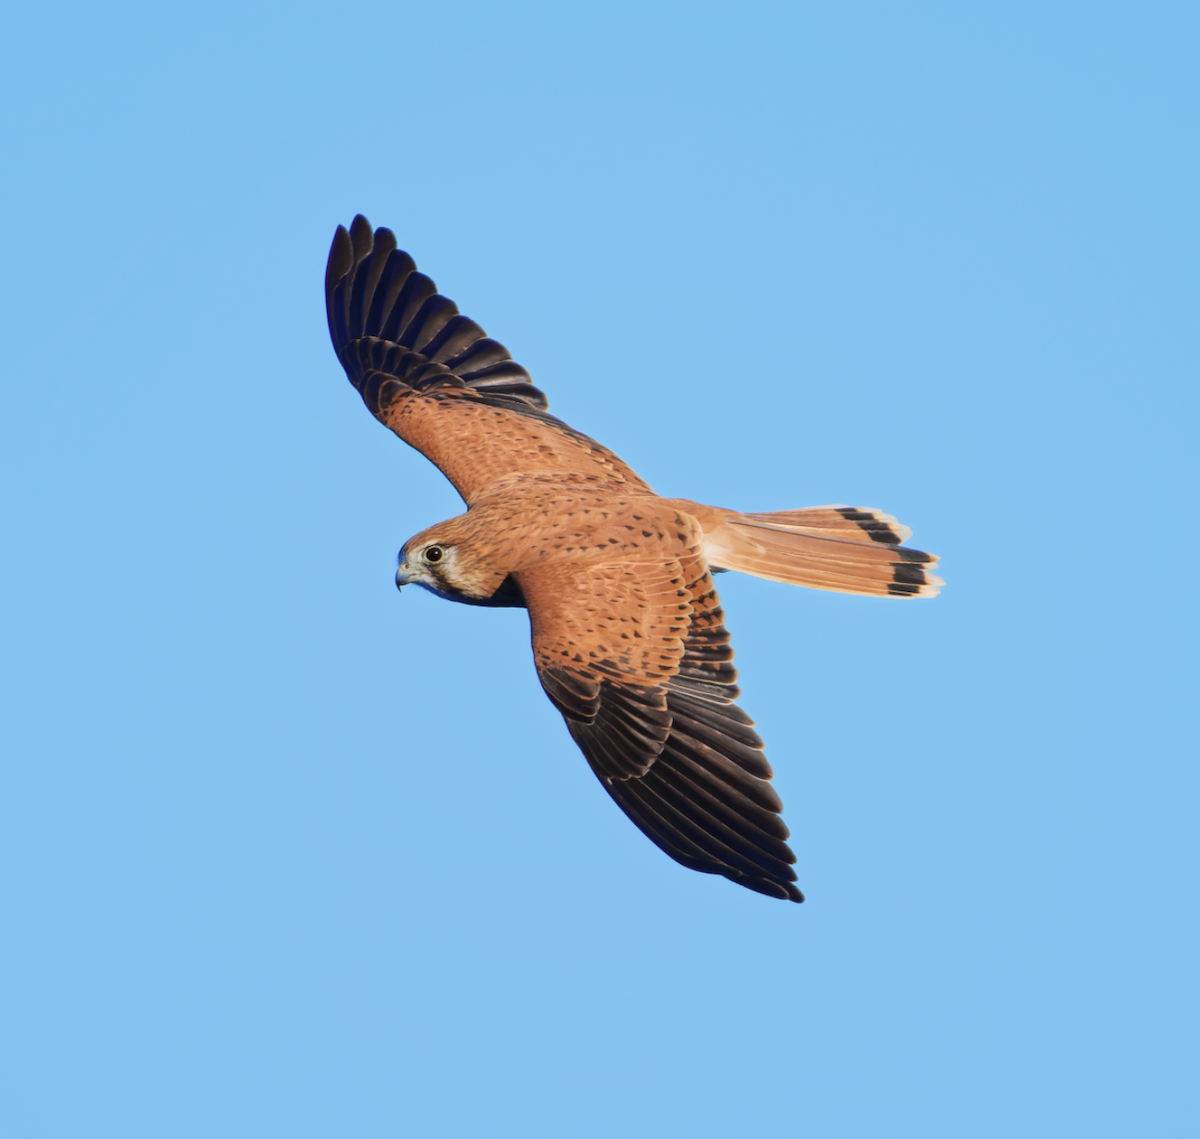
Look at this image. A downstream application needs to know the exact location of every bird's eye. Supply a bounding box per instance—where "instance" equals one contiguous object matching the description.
[424,545,444,563]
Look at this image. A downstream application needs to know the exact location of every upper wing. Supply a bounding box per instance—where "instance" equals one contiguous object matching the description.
[326,216,652,503]
[519,552,803,903]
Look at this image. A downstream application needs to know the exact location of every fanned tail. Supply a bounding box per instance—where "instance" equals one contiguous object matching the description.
[696,504,943,599]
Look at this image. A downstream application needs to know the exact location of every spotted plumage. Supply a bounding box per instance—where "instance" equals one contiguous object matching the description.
[327,216,943,903]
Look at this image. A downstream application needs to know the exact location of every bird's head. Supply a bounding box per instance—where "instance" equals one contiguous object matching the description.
[395,517,518,606]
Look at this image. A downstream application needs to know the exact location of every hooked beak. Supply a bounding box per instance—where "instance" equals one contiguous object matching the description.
[395,563,417,590]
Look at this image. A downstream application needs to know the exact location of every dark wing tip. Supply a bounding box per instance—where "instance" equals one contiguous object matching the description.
[324,215,548,414]
[739,876,805,903]
[324,223,354,334]
[326,223,354,287]
[348,213,374,259]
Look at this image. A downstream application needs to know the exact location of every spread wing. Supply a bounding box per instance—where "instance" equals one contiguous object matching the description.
[519,553,804,903]
[326,216,652,503]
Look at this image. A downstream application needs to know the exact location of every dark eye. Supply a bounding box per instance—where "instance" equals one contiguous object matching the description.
[424,545,444,564]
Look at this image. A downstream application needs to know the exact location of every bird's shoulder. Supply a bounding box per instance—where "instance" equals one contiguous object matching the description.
[380,389,654,504]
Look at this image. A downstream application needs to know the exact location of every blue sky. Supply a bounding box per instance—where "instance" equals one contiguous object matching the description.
[2,2,1196,1135]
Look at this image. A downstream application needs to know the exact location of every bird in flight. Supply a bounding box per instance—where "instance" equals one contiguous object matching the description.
[325,216,942,903]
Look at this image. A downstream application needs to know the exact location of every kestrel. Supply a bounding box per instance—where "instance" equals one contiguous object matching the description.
[325,216,942,903]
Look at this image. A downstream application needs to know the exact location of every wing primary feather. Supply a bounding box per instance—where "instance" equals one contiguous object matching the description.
[350,226,396,339]
[378,270,437,343]
[659,737,786,819]
[367,248,417,335]
[665,727,780,807]
[667,674,740,704]
[348,214,373,260]
[324,225,354,339]
[651,746,791,845]
[402,294,460,354]
[327,216,554,416]
[640,765,795,875]
[450,337,514,376]
[667,691,764,749]
[603,779,718,873]
[423,314,488,364]
[615,773,798,887]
